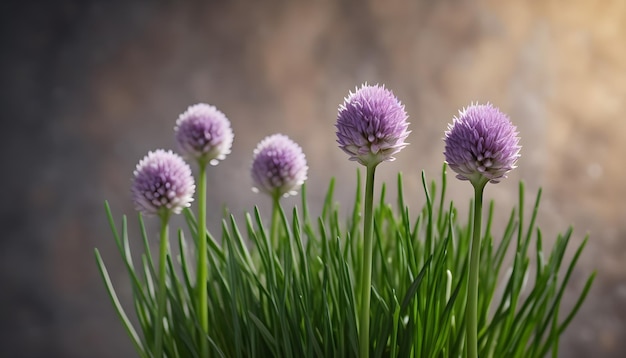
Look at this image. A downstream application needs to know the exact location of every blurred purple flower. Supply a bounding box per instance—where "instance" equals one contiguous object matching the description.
[444,103,521,185]
[251,134,308,198]
[175,103,234,165]
[131,149,195,216]
[336,84,410,166]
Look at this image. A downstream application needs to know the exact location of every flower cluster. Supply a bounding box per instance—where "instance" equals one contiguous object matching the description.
[251,134,308,198]
[175,103,234,165]
[131,149,195,216]
[132,104,310,218]
[336,84,410,166]
[444,103,520,185]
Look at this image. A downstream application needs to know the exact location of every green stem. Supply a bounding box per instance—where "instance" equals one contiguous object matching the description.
[196,163,209,357]
[270,194,281,249]
[155,213,170,358]
[467,181,486,358]
[359,164,377,358]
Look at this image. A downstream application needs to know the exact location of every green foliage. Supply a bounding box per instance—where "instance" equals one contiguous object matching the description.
[95,165,595,357]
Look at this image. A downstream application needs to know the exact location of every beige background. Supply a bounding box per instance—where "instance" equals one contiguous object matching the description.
[1,0,624,357]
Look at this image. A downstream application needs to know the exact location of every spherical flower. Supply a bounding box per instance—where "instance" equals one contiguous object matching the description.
[251,134,308,198]
[175,103,234,165]
[444,103,521,185]
[336,84,410,166]
[131,149,195,216]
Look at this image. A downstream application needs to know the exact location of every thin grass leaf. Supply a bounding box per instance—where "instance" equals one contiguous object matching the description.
[95,249,147,358]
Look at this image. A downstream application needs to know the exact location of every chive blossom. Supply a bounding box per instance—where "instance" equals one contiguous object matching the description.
[251,134,308,198]
[444,103,520,185]
[175,103,234,165]
[336,83,410,167]
[131,149,195,216]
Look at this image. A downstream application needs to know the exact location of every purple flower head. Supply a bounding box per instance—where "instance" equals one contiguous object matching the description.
[175,103,234,166]
[131,149,195,217]
[251,134,308,198]
[444,103,521,185]
[336,84,410,166]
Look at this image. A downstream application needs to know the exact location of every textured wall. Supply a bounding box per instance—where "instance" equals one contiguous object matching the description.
[1,0,624,357]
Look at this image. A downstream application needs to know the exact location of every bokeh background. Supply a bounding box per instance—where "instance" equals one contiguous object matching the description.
[2,0,625,357]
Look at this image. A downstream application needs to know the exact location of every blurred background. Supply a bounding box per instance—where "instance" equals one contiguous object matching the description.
[1,0,625,357]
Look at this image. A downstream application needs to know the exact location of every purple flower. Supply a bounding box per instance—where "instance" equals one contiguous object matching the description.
[175,103,234,165]
[251,134,308,198]
[336,84,410,166]
[131,149,195,216]
[444,103,521,185]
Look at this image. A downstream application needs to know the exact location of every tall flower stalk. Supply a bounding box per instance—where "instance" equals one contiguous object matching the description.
[175,103,234,356]
[336,84,409,358]
[130,149,195,357]
[155,212,170,358]
[444,103,520,358]
[195,162,208,354]
[360,162,376,356]
[251,133,308,245]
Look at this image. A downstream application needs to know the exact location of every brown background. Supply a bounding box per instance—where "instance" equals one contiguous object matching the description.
[1,0,624,357]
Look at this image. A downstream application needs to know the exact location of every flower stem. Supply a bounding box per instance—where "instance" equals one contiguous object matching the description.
[467,181,486,358]
[270,194,281,249]
[196,163,209,357]
[155,213,170,358]
[359,164,377,358]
